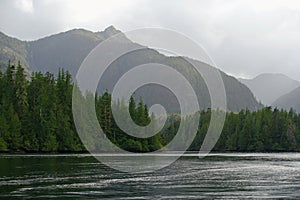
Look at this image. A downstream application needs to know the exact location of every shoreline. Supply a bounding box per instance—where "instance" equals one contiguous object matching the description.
[0,150,299,155]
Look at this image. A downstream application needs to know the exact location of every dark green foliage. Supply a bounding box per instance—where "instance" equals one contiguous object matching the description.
[0,62,300,152]
[163,108,300,152]
[95,93,164,152]
[0,63,165,152]
[0,63,85,152]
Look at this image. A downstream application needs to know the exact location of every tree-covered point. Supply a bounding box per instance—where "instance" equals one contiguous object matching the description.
[0,62,164,152]
[186,107,299,152]
[0,62,80,152]
[1,62,300,152]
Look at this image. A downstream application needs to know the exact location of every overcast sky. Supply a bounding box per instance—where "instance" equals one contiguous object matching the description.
[1,0,300,80]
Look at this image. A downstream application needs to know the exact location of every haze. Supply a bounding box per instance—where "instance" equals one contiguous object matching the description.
[1,0,300,80]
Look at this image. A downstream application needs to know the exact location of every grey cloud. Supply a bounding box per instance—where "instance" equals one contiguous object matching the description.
[0,0,300,80]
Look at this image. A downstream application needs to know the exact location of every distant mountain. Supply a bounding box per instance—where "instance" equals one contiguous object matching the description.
[239,73,300,105]
[0,26,262,112]
[272,86,300,112]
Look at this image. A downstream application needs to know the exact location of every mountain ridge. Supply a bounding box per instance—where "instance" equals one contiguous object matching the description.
[272,86,300,112]
[239,73,300,105]
[0,26,262,112]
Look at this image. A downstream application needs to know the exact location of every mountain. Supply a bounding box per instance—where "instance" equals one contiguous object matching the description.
[28,26,127,76]
[0,26,262,112]
[272,86,300,112]
[97,47,262,112]
[239,73,300,105]
[0,26,121,73]
[0,32,29,71]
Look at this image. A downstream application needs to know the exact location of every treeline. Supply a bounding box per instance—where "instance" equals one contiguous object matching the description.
[94,94,164,152]
[182,108,299,152]
[1,62,300,152]
[0,62,164,152]
[0,62,82,152]
[162,108,300,152]
[214,108,300,152]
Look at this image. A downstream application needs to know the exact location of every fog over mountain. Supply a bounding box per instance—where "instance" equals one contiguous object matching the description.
[239,73,300,106]
[273,86,300,113]
[2,1,300,81]
[0,26,262,112]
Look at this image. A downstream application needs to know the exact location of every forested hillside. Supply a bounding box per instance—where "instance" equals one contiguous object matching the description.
[0,63,299,152]
[0,63,164,152]
[193,108,300,151]
[0,26,262,112]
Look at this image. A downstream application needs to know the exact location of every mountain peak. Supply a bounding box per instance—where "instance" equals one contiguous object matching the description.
[99,25,121,38]
[104,25,117,32]
[0,26,262,112]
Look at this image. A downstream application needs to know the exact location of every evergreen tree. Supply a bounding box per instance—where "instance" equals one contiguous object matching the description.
[1,62,300,153]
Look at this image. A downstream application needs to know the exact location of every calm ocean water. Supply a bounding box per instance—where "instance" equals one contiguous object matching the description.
[0,153,300,199]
